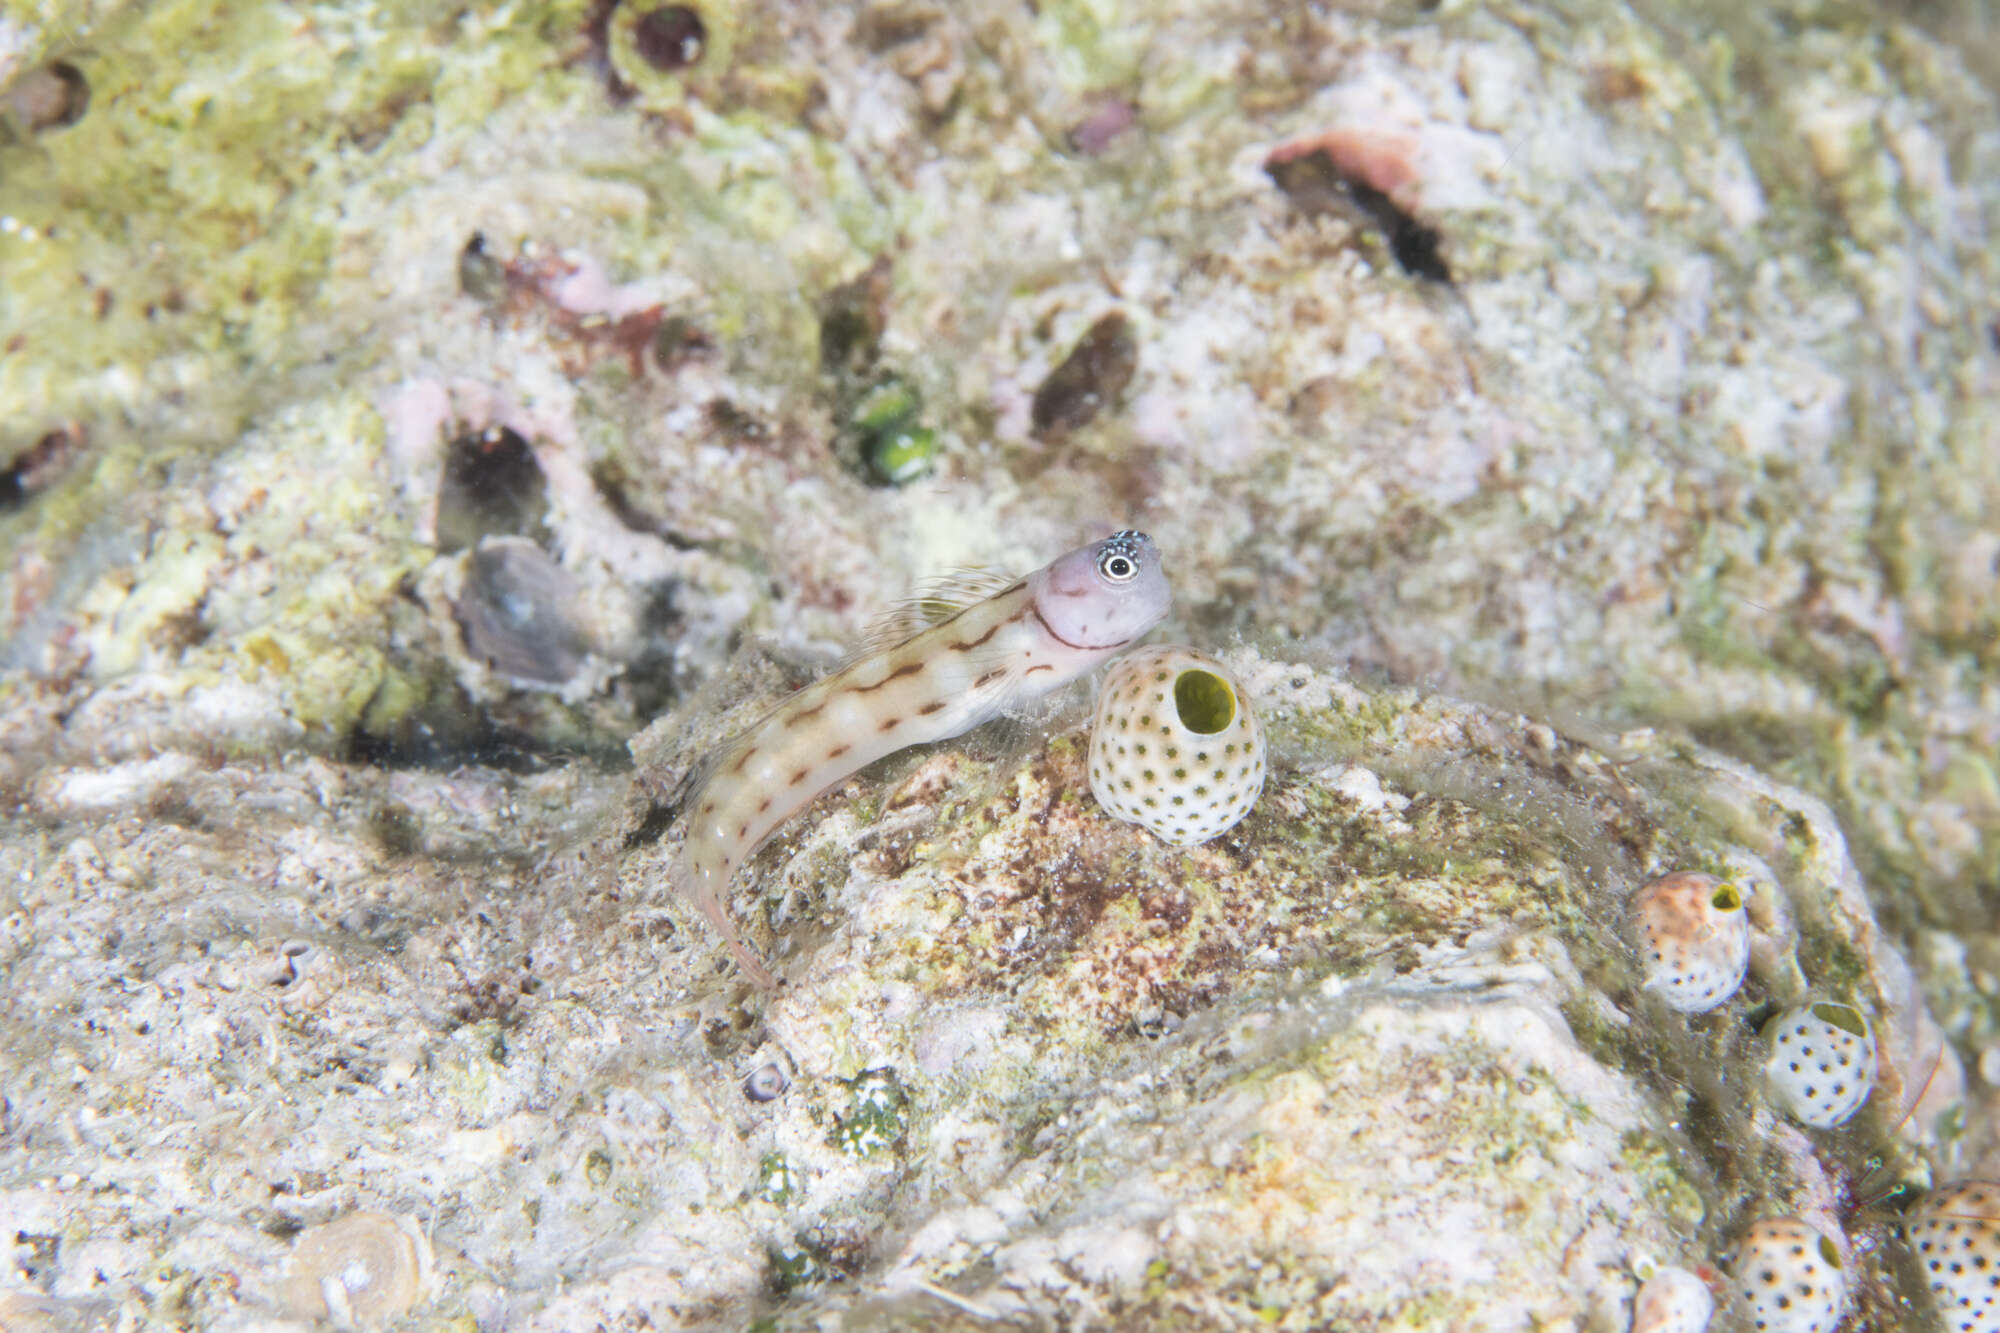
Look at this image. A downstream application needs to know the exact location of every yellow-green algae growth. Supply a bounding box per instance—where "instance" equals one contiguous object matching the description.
[1,0,898,754]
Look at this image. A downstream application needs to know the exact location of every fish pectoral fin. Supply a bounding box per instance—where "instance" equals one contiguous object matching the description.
[1004,675,1091,729]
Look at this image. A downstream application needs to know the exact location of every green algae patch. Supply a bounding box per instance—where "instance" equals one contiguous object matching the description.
[4,0,496,424]
[1620,1129,1708,1229]
[1029,0,1149,94]
[832,1066,909,1158]
[756,1150,801,1206]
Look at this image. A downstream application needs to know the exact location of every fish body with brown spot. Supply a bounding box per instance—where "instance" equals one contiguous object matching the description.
[673,532,1171,986]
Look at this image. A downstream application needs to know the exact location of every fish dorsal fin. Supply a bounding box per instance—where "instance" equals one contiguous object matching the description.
[668,566,1025,816]
[652,650,798,814]
[854,566,1022,656]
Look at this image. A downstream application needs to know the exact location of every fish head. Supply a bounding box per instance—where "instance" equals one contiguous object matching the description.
[1031,530,1171,652]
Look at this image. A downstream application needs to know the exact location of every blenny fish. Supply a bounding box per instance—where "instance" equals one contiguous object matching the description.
[672,530,1171,986]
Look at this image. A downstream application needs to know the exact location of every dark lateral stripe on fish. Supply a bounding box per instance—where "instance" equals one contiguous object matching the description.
[947,616,1012,653]
[783,700,828,727]
[853,661,925,692]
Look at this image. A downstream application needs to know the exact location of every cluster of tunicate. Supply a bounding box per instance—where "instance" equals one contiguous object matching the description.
[1626,872,1878,1131]
[1625,863,1885,1333]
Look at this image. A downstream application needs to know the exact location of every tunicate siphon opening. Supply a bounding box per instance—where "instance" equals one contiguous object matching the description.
[1710,883,1742,912]
[1811,1002,1868,1037]
[1174,669,1235,735]
[633,5,706,70]
[744,1063,789,1102]
[1818,1235,1842,1269]
[8,61,90,132]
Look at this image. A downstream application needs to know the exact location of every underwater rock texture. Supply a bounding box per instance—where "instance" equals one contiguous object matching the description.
[2,0,1997,1328]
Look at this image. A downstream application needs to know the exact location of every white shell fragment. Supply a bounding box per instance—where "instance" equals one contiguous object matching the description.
[1632,1264,1715,1333]
[1088,645,1265,846]
[1629,871,1751,1013]
[1761,1001,1876,1129]
[281,1210,436,1328]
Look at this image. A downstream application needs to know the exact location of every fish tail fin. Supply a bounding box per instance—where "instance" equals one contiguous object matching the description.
[671,853,779,990]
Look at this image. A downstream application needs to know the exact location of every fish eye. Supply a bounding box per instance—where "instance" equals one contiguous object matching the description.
[1098,550,1138,582]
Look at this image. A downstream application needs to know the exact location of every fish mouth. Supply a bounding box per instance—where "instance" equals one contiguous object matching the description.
[1030,604,1135,653]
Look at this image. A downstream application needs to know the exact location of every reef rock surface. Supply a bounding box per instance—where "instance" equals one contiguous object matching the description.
[2,0,1996,1329]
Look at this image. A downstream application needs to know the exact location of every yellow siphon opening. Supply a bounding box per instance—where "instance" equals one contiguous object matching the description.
[1819,1236,1842,1269]
[1173,669,1236,735]
[1811,1002,1868,1037]
[1711,883,1742,912]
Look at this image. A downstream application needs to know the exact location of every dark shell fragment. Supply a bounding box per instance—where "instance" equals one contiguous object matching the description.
[1031,311,1137,438]
[455,537,589,687]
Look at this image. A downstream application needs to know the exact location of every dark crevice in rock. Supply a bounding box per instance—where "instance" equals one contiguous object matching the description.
[1265,148,1454,285]
[622,801,677,849]
[1,426,86,512]
[436,426,549,555]
[344,694,589,775]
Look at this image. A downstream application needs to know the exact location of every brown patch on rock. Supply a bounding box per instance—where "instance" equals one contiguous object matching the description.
[1032,311,1138,439]
[884,753,964,812]
[2,424,87,510]
[916,742,1283,1031]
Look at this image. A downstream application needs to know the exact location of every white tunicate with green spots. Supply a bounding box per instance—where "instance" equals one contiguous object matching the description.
[1905,1181,2000,1333]
[1088,646,1264,847]
[1760,1001,1876,1130]
[1629,872,1751,1014]
[1726,1217,1847,1333]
